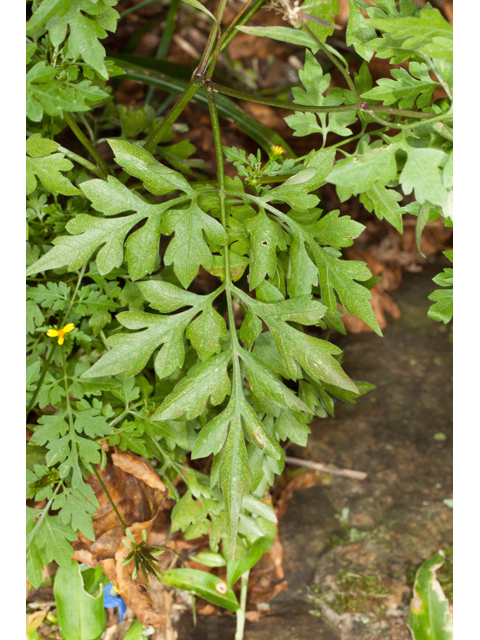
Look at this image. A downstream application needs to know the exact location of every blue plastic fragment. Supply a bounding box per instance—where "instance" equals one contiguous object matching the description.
[103,583,127,622]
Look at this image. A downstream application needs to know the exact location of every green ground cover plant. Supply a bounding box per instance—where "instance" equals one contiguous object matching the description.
[26,1,453,637]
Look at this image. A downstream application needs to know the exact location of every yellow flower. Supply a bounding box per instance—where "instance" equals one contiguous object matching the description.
[271,145,284,157]
[46,323,75,345]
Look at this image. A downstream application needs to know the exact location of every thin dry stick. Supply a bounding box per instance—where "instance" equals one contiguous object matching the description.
[285,456,367,480]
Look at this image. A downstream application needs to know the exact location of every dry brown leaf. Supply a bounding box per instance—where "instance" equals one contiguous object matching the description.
[72,448,170,626]
[267,532,285,580]
[114,523,166,628]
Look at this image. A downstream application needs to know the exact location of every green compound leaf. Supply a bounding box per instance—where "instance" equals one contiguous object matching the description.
[26,0,72,33]
[360,184,403,233]
[185,304,227,361]
[31,406,113,482]
[220,413,253,556]
[28,0,120,79]
[26,63,109,122]
[368,6,453,61]
[285,51,357,140]
[327,143,398,194]
[163,201,228,288]
[361,62,438,110]
[54,559,106,640]
[191,388,282,556]
[311,244,382,336]
[108,139,194,195]
[250,198,380,335]
[25,159,220,281]
[151,349,232,420]
[26,211,145,276]
[81,283,219,379]
[244,211,286,290]
[300,0,339,42]
[346,0,376,61]
[235,290,358,391]
[27,509,78,588]
[407,550,453,640]
[27,134,81,196]
[399,144,448,208]
[428,253,453,324]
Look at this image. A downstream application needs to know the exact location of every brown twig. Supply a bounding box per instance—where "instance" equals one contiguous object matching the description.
[285,456,367,480]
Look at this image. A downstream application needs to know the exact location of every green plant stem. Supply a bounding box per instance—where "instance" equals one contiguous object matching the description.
[432,121,454,142]
[323,126,390,151]
[120,0,161,18]
[196,0,229,77]
[27,264,86,417]
[207,0,256,76]
[145,81,199,152]
[235,570,250,640]
[303,24,360,103]
[361,104,453,130]
[204,82,238,345]
[57,145,104,178]
[66,263,87,314]
[219,0,265,54]
[145,0,180,105]
[424,55,453,101]
[64,112,109,178]
[91,464,128,532]
[120,70,295,155]
[61,347,74,435]
[210,81,437,120]
[211,81,358,113]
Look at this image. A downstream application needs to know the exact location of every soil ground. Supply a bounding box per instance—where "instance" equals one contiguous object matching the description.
[175,256,453,640]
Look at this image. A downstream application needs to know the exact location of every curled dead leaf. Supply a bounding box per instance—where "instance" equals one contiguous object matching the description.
[72,447,170,626]
[114,522,166,627]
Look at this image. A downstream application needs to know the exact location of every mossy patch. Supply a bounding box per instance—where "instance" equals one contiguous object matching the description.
[310,568,390,616]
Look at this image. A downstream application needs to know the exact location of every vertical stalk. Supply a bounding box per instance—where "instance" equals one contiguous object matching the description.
[91,465,128,532]
[207,0,257,75]
[63,112,110,178]
[303,24,361,104]
[27,264,87,418]
[235,570,250,640]
[204,81,238,347]
[143,81,200,153]
[196,0,229,77]
[219,0,265,53]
